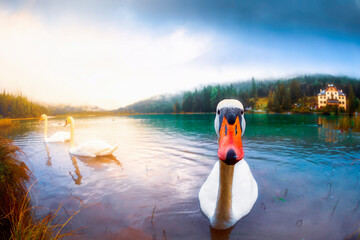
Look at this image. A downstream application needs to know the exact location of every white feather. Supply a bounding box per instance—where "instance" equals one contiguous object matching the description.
[70,140,118,158]
[45,131,70,143]
[199,160,258,229]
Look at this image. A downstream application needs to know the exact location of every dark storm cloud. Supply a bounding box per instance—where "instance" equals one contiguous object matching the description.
[131,0,360,38]
[2,0,360,38]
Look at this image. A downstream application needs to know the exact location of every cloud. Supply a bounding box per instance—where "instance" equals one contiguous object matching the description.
[356,0,360,9]
[0,9,224,109]
[0,3,359,109]
[3,0,360,39]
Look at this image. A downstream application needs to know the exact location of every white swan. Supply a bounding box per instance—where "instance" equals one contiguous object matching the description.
[40,114,70,143]
[64,117,118,157]
[199,99,258,230]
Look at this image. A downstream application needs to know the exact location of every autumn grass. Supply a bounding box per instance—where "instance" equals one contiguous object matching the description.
[345,227,360,240]
[255,97,269,110]
[0,119,14,128]
[0,138,82,240]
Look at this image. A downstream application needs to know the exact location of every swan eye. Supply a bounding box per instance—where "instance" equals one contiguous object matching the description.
[235,124,238,135]
[240,110,244,115]
[217,109,220,115]
[225,124,227,136]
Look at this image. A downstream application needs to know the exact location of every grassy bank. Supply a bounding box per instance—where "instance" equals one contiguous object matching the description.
[0,138,79,239]
[0,119,19,128]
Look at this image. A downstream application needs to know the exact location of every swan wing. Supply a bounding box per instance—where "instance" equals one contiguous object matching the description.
[198,160,258,225]
[198,161,219,220]
[45,131,70,142]
[231,160,258,221]
[95,144,119,156]
[70,140,117,157]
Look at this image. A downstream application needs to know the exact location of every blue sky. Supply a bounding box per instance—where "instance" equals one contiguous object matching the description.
[0,0,359,109]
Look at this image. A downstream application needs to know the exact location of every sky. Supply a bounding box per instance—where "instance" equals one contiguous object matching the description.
[0,0,359,109]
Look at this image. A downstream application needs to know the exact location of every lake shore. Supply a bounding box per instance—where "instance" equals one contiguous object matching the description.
[1,110,357,122]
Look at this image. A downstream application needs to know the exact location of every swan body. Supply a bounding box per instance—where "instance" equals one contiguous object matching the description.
[45,131,71,143]
[40,114,70,142]
[69,139,118,157]
[199,160,258,229]
[199,99,258,229]
[65,117,118,157]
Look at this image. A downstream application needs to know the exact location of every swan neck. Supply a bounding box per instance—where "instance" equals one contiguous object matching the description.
[69,121,75,148]
[70,156,82,185]
[214,161,234,227]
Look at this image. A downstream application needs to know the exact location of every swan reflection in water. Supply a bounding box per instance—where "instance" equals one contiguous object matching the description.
[210,226,233,240]
[44,143,52,167]
[69,154,122,185]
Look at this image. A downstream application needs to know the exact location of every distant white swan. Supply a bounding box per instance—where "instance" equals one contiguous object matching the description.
[65,117,118,157]
[199,99,258,230]
[40,114,70,143]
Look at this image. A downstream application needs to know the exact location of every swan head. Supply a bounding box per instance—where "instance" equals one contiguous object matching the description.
[64,116,75,127]
[40,114,47,121]
[214,99,246,165]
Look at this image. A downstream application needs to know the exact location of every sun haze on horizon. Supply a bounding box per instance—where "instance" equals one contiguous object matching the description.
[0,0,359,110]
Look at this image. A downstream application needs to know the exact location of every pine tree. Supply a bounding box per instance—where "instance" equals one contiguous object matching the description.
[267,90,274,110]
[290,80,301,104]
[182,92,193,112]
[251,77,258,99]
[173,100,180,113]
[348,84,357,115]
[282,89,292,110]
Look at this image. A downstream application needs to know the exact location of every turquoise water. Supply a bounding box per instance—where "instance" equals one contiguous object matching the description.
[1,114,360,239]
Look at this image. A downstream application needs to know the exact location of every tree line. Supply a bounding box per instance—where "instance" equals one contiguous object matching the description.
[0,91,48,118]
[2,75,360,117]
[123,75,360,114]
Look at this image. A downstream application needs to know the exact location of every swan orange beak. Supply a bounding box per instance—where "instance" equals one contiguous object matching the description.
[64,121,68,127]
[217,116,244,165]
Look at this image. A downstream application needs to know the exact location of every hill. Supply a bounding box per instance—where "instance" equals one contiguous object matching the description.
[118,74,360,114]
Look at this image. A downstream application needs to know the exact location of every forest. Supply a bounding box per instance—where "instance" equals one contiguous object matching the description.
[0,91,48,118]
[121,75,360,114]
[2,75,360,118]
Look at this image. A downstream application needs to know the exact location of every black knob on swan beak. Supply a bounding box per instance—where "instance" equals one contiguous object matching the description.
[225,149,237,165]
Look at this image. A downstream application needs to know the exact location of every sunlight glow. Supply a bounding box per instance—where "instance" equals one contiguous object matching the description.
[0,6,358,109]
[0,10,218,109]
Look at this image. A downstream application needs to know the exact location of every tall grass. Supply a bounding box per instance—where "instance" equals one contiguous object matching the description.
[0,138,30,239]
[0,119,19,128]
[0,138,81,239]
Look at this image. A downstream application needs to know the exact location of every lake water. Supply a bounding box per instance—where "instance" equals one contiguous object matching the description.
[1,114,360,240]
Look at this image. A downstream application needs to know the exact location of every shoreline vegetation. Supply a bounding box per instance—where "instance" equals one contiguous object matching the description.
[1,75,360,120]
[0,137,81,240]
[115,74,360,116]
